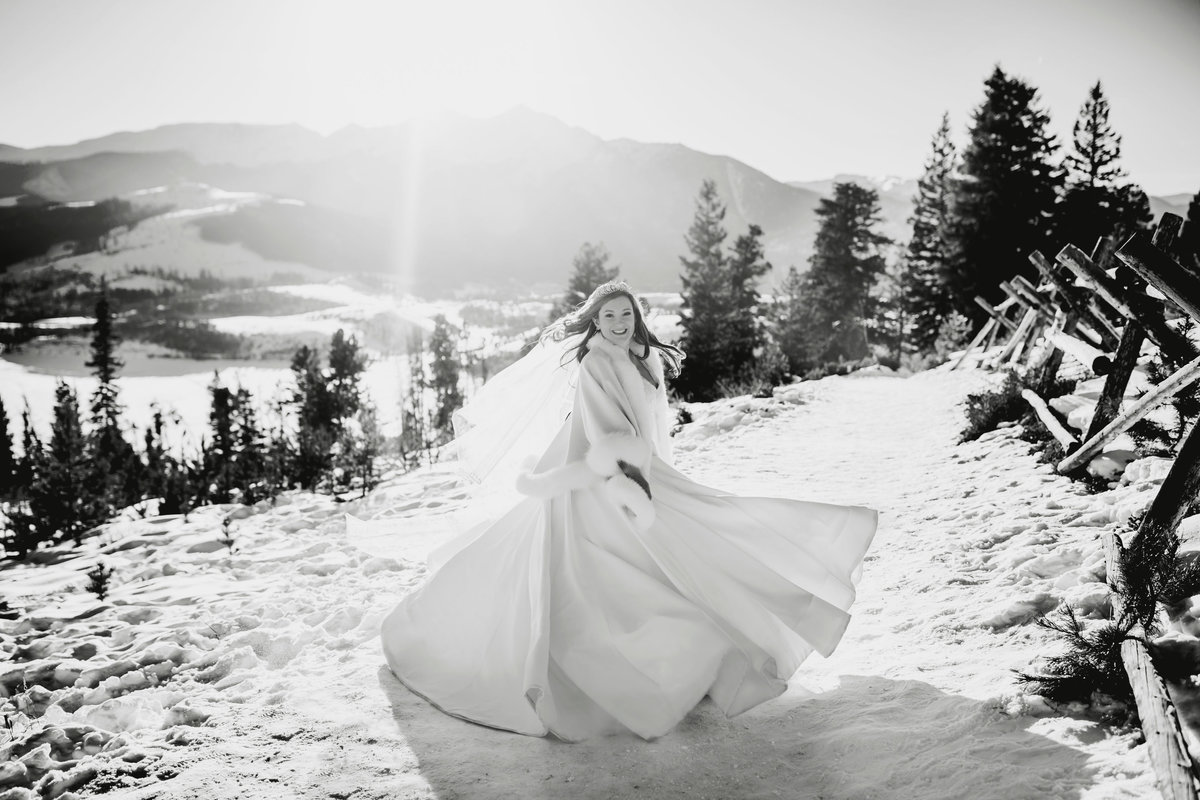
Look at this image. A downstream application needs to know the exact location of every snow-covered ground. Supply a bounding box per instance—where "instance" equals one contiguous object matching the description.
[1,364,1175,799]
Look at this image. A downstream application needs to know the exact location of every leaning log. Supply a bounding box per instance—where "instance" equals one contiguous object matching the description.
[1048,331,1113,376]
[1059,244,1198,364]
[995,308,1038,366]
[1029,250,1122,348]
[974,296,1017,333]
[1020,389,1078,449]
[1058,354,1200,474]
[1117,232,1200,325]
[1104,533,1200,800]
[1010,275,1059,319]
[951,317,997,371]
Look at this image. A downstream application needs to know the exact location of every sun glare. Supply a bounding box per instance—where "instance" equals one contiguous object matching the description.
[288,0,568,131]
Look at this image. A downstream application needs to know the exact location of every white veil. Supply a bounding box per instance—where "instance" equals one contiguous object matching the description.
[449,332,583,489]
[346,331,581,567]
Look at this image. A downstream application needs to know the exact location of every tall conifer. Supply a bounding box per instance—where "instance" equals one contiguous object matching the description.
[1179,189,1200,270]
[794,183,890,369]
[676,179,732,401]
[551,243,620,319]
[904,113,958,352]
[726,224,773,378]
[0,396,13,499]
[1056,81,1151,252]
[944,66,1063,323]
[428,315,464,440]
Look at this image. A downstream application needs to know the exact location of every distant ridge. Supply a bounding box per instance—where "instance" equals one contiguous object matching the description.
[1,113,1190,293]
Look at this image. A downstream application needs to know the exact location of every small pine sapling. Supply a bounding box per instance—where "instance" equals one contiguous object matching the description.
[86,561,115,601]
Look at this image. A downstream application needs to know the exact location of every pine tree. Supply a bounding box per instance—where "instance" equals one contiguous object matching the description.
[944,66,1063,324]
[676,179,733,401]
[290,345,335,489]
[773,265,808,375]
[232,387,267,503]
[85,278,123,431]
[904,112,958,352]
[794,183,890,369]
[726,224,773,381]
[399,332,431,468]
[141,405,169,502]
[34,382,106,545]
[328,328,366,424]
[14,403,38,494]
[203,374,237,504]
[427,315,464,441]
[550,242,620,320]
[84,278,140,514]
[1056,81,1151,253]
[1180,189,1200,270]
[0,395,13,500]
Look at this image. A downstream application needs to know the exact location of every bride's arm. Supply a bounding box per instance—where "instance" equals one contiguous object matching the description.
[577,354,639,445]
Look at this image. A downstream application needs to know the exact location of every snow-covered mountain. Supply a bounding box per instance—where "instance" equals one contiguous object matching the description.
[1,112,828,293]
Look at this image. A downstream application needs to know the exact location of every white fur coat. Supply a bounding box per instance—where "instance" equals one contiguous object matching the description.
[515,335,675,530]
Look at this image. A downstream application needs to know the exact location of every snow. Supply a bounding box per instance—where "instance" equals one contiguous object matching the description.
[0,365,1170,798]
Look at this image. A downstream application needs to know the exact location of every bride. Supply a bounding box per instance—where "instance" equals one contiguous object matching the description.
[380,281,877,742]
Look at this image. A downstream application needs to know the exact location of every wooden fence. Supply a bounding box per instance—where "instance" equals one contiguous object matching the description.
[954,213,1200,800]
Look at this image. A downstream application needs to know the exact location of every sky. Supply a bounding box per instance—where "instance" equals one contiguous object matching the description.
[1,0,1198,195]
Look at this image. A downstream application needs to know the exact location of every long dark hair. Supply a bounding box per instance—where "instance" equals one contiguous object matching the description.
[542,281,684,377]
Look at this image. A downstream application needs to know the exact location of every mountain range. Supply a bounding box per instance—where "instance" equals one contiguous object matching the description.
[0,110,1189,294]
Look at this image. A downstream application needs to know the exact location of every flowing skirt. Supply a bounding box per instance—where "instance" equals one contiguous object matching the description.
[380,456,877,742]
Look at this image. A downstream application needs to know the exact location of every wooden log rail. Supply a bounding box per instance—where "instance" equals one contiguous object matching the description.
[961,214,1200,797]
[1057,354,1200,473]
[1020,389,1077,448]
[1047,331,1113,376]
[1028,250,1121,349]
[1104,530,1200,800]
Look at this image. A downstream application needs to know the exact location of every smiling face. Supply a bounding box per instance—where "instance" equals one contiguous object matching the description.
[595,294,635,348]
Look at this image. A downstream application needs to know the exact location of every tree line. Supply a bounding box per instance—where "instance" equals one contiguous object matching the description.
[662,67,1200,401]
[0,280,389,559]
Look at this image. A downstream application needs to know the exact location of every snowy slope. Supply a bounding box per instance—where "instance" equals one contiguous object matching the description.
[0,367,1168,799]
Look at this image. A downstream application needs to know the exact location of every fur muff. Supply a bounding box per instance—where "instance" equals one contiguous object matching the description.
[603,471,655,531]
[517,433,655,529]
[585,434,651,477]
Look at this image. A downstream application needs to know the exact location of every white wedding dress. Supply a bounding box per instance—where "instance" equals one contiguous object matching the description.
[380,335,877,741]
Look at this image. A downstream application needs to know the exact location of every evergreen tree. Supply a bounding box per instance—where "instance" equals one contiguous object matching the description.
[1180,189,1200,270]
[904,112,958,352]
[328,328,367,424]
[29,382,106,545]
[203,374,238,504]
[0,396,13,499]
[773,265,808,375]
[85,278,123,430]
[676,179,733,401]
[550,242,620,320]
[84,278,140,513]
[726,224,773,381]
[232,387,267,502]
[14,404,38,494]
[944,66,1063,323]
[427,315,464,441]
[399,332,431,468]
[1055,81,1152,253]
[793,183,890,369]
[141,405,169,502]
[290,345,336,489]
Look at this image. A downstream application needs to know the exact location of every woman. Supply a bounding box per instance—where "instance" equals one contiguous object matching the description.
[380,281,877,742]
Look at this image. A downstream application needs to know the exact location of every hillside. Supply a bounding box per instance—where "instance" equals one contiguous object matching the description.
[0,114,829,293]
[2,114,1192,295]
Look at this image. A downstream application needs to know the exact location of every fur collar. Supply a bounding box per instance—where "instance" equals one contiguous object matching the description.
[584,335,664,386]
